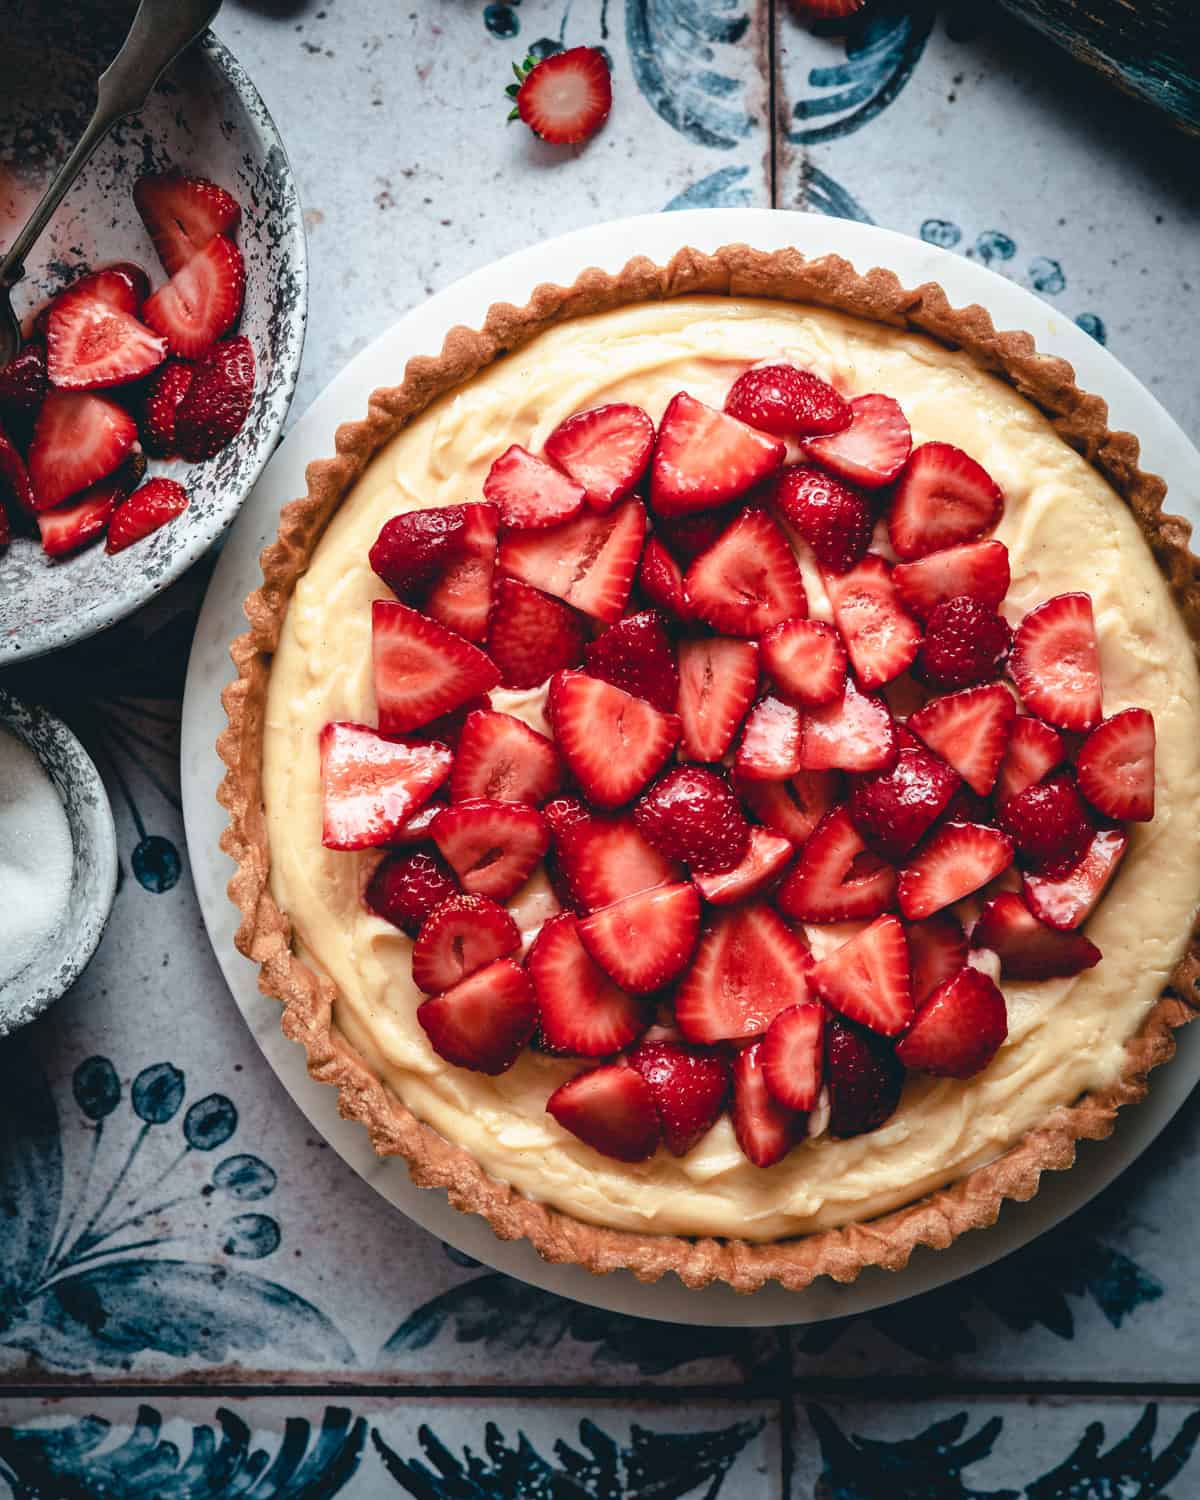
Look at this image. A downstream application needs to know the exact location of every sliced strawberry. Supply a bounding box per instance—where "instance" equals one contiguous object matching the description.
[824,553,922,689]
[134,172,241,277]
[916,595,1012,692]
[629,1040,730,1156]
[906,913,969,1004]
[141,360,194,456]
[104,476,188,554]
[406,696,492,750]
[846,742,960,863]
[450,708,561,805]
[364,848,458,935]
[897,821,1014,921]
[544,402,654,513]
[1009,592,1103,732]
[761,1002,824,1112]
[0,341,48,418]
[584,609,678,713]
[676,636,758,762]
[431,797,549,902]
[803,393,911,489]
[548,670,680,807]
[36,476,127,558]
[418,958,538,1075]
[736,770,841,847]
[486,576,586,689]
[760,617,847,708]
[685,506,807,637]
[650,392,785,517]
[35,264,150,336]
[319,722,452,851]
[674,904,811,1043]
[542,795,590,841]
[547,1062,661,1162]
[825,1017,905,1137]
[794,0,866,18]
[515,45,612,145]
[771,464,872,575]
[1076,708,1155,822]
[638,536,690,619]
[556,813,680,911]
[529,912,649,1056]
[483,443,585,529]
[888,441,1004,559]
[419,503,501,643]
[731,1041,804,1166]
[692,826,795,905]
[973,891,1101,980]
[390,801,446,846]
[173,334,255,461]
[577,882,700,994]
[655,505,738,562]
[411,893,521,994]
[892,539,1011,623]
[995,715,1066,807]
[996,773,1093,874]
[908,681,1016,795]
[775,805,897,923]
[371,504,491,597]
[799,677,897,773]
[0,423,35,513]
[142,234,245,359]
[1022,826,1128,931]
[46,294,166,391]
[633,765,751,873]
[372,599,501,735]
[27,390,137,510]
[896,967,1007,1078]
[808,913,912,1036]
[725,363,850,438]
[734,695,803,781]
[500,498,645,623]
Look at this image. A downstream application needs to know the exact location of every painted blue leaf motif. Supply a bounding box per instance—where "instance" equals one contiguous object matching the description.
[807,1404,1018,1500]
[72,1057,121,1121]
[131,1062,185,1124]
[131,833,182,893]
[3,1259,355,1371]
[223,1213,281,1259]
[183,1093,238,1151]
[921,218,962,249]
[0,1039,61,1318]
[1075,313,1106,345]
[625,0,755,149]
[1028,256,1066,295]
[800,162,874,223]
[213,1153,277,1201]
[973,231,1017,266]
[1024,1403,1200,1500]
[663,164,753,212]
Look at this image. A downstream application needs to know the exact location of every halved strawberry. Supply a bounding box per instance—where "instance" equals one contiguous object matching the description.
[577,882,700,994]
[514,45,612,146]
[799,677,897,773]
[1076,708,1155,822]
[1009,592,1103,732]
[142,234,245,359]
[372,599,501,734]
[825,1017,905,1137]
[908,681,1016,795]
[888,442,1004,560]
[529,913,649,1056]
[431,797,549,901]
[761,1002,824,1112]
[173,334,255,461]
[972,891,1101,980]
[650,392,785,517]
[406,696,492,750]
[734,695,803,781]
[676,636,758,761]
[27,391,137,510]
[906,913,969,1004]
[895,966,1007,1078]
[548,670,680,807]
[584,610,678,713]
[319,722,452,850]
[544,402,654,513]
[417,958,538,1075]
[140,360,194,456]
[0,341,48,418]
[1022,826,1128,931]
[0,423,35,513]
[846,742,960,863]
[916,596,1012,692]
[425,503,500,643]
[371,504,492,598]
[486,576,586,689]
[655,506,738,562]
[483,444,585,529]
[556,813,680,911]
[36,477,126,557]
[803,392,911,489]
[692,826,795,905]
[105,476,188,553]
[500,498,645,622]
[134,172,241,276]
[731,1042,804,1167]
[760,617,847,707]
[450,708,561,804]
[995,715,1066,806]
[736,770,841,847]
[775,805,897,922]
[771,464,872,575]
[46,294,166,391]
[411,893,521,994]
[674,903,811,1044]
[892,539,1011,623]
[546,1062,661,1162]
[809,913,912,1036]
[724,363,850,438]
[824,553,922,689]
[897,821,1014,921]
[35,264,150,335]
[685,507,807,637]
[542,795,590,841]
[629,1040,729,1156]
[995,773,1092,874]
[364,848,458,936]
[638,536,690,619]
[634,765,751,873]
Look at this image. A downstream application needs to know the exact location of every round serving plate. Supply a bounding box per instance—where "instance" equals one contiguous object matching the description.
[181,208,1200,1326]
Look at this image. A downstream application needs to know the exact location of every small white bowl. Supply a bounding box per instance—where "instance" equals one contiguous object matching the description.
[0,688,117,1035]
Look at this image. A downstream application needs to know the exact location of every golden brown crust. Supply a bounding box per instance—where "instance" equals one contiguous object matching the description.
[218,244,1200,1293]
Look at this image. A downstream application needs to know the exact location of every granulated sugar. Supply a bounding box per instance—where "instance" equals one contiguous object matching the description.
[0,725,73,986]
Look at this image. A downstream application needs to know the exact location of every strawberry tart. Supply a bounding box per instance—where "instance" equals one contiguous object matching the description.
[220,246,1200,1291]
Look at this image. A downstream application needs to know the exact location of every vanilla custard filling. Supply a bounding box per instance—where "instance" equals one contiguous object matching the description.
[262,298,1200,1240]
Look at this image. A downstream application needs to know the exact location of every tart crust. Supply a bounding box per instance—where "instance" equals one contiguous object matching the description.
[218,245,1200,1292]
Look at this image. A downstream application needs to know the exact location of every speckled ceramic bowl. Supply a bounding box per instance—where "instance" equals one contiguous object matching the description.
[0,2,307,663]
[0,688,117,1035]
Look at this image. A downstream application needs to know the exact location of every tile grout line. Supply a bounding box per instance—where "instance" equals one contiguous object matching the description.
[767,0,779,207]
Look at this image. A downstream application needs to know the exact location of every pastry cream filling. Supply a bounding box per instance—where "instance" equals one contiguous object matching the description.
[262,298,1200,1240]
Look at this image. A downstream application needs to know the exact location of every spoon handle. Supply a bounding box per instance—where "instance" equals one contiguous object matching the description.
[0,0,223,292]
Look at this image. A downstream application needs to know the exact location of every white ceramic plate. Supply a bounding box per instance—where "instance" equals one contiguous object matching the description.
[181,208,1200,1327]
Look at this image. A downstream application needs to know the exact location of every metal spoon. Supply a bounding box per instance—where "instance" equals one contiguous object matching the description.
[0,0,222,370]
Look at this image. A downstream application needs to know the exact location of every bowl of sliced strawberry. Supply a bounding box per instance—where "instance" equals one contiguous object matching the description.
[0,9,305,661]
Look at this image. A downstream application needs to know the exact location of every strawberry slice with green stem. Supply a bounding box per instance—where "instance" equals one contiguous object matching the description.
[511,46,612,146]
